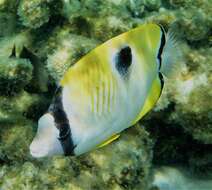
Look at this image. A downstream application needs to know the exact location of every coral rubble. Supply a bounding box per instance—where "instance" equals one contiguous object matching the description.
[0,126,153,190]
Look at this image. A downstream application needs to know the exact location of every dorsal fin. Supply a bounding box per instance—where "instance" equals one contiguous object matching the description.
[160,28,181,78]
[131,76,162,125]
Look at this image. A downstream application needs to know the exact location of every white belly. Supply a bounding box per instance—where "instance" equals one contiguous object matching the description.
[62,70,153,155]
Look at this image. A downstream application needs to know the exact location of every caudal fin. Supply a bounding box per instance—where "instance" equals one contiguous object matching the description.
[161,27,182,78]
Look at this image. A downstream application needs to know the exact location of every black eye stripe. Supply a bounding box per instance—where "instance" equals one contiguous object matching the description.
[48,86,75,156]
[115,46,132,76]
[157,25,166,70]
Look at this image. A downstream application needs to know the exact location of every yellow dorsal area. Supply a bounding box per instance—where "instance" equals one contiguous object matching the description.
[131,76,162,125]
[97,134,120,148]
[59,24,162,117]
[60,23,161,87]
[126,23,161,63]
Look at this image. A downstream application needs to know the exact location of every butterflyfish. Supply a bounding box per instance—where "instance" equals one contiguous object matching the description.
[30,23,179,157]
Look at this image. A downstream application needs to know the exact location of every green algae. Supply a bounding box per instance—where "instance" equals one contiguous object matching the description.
[0,0,211,189]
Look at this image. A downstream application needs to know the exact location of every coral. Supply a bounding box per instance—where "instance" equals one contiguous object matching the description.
[0,12,17,37]
[143,0,161,11]
[88,15,133,41]
[0,57,32,95]
[172,83,212,143]
[0,31,32,58]
[0,90,50,161]
[17,0,51,29]
[143,45,212,175]
[0,31,49,93]
[158,46,212,144]
[62,0,135,41]
[62,0,101,20]
[0,90,50,122]
[0,0,19,12]
[46,28,99,81]
[176,7,211,42]
[0,126,153,190]
[169,0,212,42]
[123,0,145,17]
[0,28,33,96]
[0,118,35,162]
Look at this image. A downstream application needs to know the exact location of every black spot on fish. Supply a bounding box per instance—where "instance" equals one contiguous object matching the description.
[157,25,166,70]
[115,46,132,76]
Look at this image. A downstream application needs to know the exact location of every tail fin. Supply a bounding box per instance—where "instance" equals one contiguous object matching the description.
[161,27,182,78]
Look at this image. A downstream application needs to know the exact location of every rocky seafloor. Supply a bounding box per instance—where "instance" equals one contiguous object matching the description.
[0,0,211,189]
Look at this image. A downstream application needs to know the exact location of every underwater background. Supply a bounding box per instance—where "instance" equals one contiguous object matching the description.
[0,0,211,189]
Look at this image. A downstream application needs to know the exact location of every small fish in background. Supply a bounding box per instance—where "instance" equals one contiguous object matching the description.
[30,23,179,157]
[153,166,212,190]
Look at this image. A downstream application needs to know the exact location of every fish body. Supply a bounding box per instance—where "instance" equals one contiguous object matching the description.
[30,23,178,157]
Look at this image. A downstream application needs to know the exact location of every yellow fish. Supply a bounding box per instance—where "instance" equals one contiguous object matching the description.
[30,23,178,157]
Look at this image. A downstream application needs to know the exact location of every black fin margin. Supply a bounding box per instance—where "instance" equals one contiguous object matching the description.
[158,72,164,97]
[157,25,166,70]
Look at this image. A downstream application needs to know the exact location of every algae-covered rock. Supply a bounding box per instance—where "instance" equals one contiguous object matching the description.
[18,0,51,29]
[0,126,153,190]
[62,0,135,41]
[0,90,50,122]
[143,44,212,175]
[0,118,35,162]
[0,0,19,12]
[62,0,101,21]
[169,0,212,42]
[0,31,32,58]
[0,12,17,37]
[176,8,211,42]
[46,28,99,81]
[0,57,32,95]
[152,45,212,144]
[143,0,161,11]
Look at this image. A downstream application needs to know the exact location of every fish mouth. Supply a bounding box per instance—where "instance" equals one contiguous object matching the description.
[29,142,48,158]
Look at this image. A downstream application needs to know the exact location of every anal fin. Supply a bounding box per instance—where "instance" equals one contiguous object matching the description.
[97,134,120,148]
[131,76,162,125]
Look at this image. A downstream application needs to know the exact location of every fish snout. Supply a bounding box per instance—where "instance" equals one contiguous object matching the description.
[30,140,48,158]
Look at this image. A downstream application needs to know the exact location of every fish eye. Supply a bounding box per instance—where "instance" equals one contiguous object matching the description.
[157,25,166,70]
